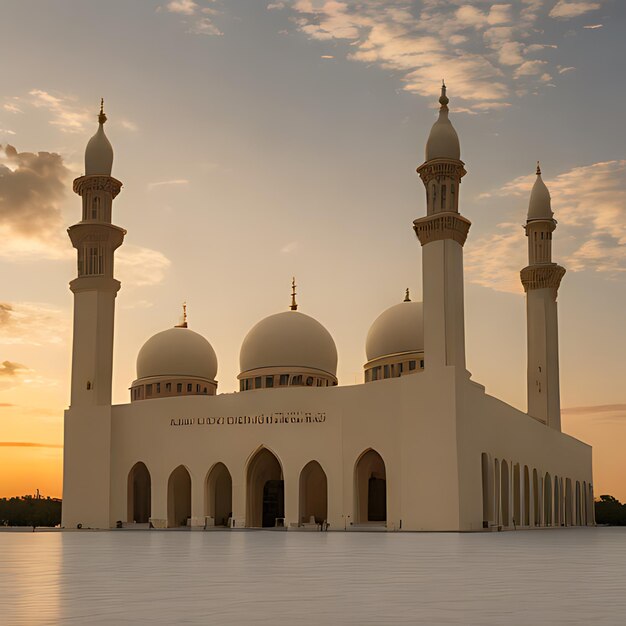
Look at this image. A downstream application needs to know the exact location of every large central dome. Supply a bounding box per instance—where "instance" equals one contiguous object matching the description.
[240,310,337,377]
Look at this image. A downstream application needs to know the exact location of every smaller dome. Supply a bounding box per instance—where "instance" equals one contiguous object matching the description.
[240,310,337,377]
[85,102,113,176]
[366,300,424,362]
[425,84,460,161]
[136,326,218,381]
[527,165,553,221]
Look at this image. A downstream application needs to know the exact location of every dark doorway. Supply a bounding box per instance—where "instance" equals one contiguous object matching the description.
[262,480,284,527]
[368,477,386,522]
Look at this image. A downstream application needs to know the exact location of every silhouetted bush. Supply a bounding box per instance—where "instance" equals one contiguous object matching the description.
[0,495,62,527]
[595,495,626,526]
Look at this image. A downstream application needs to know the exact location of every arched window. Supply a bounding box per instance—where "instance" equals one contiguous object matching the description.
[91,195,101,219]
[441,184,446,210]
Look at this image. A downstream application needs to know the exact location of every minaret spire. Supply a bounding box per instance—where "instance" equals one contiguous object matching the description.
[404,288,411,302]
[175,302,188,328]
[290,277,298,311]
[413,83,470,372]
[99,98,107,125]
[521,163,565,430]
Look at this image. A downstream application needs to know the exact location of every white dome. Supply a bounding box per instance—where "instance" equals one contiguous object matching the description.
[527,169,553,221]
[240,310,337,376]
[85,107,113,176]
[425,85,460,161]
[366,300,424,362]
[136,327,218,381]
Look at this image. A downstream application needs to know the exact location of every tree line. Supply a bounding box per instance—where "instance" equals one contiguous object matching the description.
[594,495,626,526]
[0,495,62,527]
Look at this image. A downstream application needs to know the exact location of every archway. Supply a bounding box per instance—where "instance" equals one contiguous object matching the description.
[565,478,572,526]
[481,453,493,528]
[533,469,540,526]
[583,481,588,525]
[246,448,283,528]
[127,462,151,523]
[554,476,560,527]
[354,449,386,524]
[575,481,581,526]
[494,459,501,526]
[167,465,191,528]
[501,460,510,527]
[513,463,520,527]
[205,463,232,526]
[523,466,530,526]
[299,460,328,525]
[544,472,552,526]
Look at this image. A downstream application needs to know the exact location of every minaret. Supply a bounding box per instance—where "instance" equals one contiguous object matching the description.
[67,100,126,406]
[413,83,470,370]
[521,164,565,430]
[63,100,125,529]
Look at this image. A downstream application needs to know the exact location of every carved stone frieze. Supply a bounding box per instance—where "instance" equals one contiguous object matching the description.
[416,158,466,184]
[520,264,566,292]
[413,212,471,246]
[73,175,123,198]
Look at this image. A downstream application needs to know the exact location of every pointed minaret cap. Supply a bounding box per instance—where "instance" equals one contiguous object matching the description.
[527,161,554,221]
[175,302,188,328]
[85,98,114,176]
[290,277,298,311]
[425,80,460,161]
[404,288,411,302]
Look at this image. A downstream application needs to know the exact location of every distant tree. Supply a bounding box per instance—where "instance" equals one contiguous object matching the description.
[595,495,626,526]
[0,495,62,527]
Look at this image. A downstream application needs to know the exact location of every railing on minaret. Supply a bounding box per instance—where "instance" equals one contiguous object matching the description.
[67,101,126,407]
[520,164,565,430]
[413,83,470,371]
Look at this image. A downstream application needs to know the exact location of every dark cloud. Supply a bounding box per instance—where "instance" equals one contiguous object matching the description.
[0,360,27,377]
[0,144,69,240]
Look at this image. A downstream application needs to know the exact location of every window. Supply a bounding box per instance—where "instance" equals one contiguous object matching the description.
[420,359,424,368]
[187,383,192,392]
[166,382,171,392]
[196,384,201,392]
[203,387,207,394]
[441,184,446,210]
[291,375,302,385]
[156,383,161,393]
[240,380,245,392]
[176,383,181,393]
[255,376,262,389]
[306,376,313,386]
[399,362,404,374]
[82,244,104,276]
[409,360,416,371]
[383,365,390,379]
[245,379,252,391]
[146,384,152,395]
[372,367,380,381]
[279,374,289,386]
[266,376,274,388]
[91,196,100,219]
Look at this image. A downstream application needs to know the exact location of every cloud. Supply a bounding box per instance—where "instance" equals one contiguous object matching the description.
[0,302,69,346]
[562,404,626,415]
[0,442,63,448]
[147,179,190,190]
[267,2,286,9]
[3,103,22,114]
[0,360,28,377]
[280,241,298,253]
[583,23,603,28]
[550,1,601,19]
[0,144,70,259]
[161,0,222,35]
[116,245,171,287]
[0,403,14,407]
[29,90,92,134]
[283,0,594,111]
[468,161,626,293]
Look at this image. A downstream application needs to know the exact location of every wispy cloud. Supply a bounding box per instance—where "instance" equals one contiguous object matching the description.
[29,90,92,134]
[0,302,69,347]
[467,160,626,293]
[3,102,22,114]
[116,245,172,287]
[562,404,626,415]
[583,23,603,29]
[550,1,601,19]
[147,179,190,190]
[280,240,298,253]
[161,0,222,36]
[0,442,62,449]
[0,361,28,377]
[275,0,607,111]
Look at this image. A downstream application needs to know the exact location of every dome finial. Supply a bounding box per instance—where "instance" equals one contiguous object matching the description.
[439,80,449,109]
[404,288,411,302]
[98,98,107,125]
[536,161,541,176]
[290,277,298,311]
[175,301,188,328]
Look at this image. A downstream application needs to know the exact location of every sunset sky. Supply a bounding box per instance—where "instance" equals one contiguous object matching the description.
[0,0,624,501]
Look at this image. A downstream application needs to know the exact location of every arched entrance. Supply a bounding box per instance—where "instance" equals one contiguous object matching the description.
[354,449,386,524]
[501,460,510,527]
[127,462,151,523]
[481,453,493,528]
[299,461,327,525]
[533,468,540,526]
[513,463,520,527]
[205,463,232,527]
[523,465,530,526]
[544,472,552,526]
[246,448,284,528]
[167,465,191,528]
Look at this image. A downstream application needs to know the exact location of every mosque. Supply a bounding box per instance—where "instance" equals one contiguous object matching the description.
[62,87,594,531]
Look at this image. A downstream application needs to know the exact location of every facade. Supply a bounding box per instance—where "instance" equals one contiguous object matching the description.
[62,89,594,532]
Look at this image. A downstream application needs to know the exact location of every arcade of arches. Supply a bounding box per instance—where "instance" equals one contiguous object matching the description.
[481,452,594,529]
[125,448,386,528]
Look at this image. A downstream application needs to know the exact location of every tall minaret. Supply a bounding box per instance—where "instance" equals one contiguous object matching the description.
[521,164,565,430]
[63,101,125,528]
[413,83,470,371]
[67,100,126,406]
